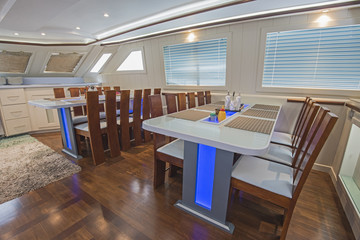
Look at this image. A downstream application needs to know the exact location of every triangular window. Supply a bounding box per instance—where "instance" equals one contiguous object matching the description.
[117,50,144,71]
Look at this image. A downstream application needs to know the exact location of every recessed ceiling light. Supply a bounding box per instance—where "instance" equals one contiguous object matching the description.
[14,33,19,36]
[322,9,329,13]
[41,33,46,36]
[76,27,81,30]
[104,13,109,17]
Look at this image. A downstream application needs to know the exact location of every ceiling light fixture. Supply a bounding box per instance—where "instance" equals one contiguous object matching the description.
[76,27,81,30]
[14,33,19,36]
[187,32,195,42]
[41,33,46,36]
[104,13,109,17]
[316,13,331,27]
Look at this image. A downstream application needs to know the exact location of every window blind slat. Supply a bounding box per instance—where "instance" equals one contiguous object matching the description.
[163,38,227,86]
[263,24,360,90]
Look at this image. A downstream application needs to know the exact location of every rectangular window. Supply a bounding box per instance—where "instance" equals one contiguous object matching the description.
[0,51,32,73]
[163,38,227,86]
[262,24,360,90]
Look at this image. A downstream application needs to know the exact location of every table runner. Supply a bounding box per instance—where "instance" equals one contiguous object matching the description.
[241,109,277,119]
[225,116,274,134]
[168,109,210,121]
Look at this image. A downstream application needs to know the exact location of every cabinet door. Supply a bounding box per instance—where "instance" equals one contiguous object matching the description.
[25,88,60,131]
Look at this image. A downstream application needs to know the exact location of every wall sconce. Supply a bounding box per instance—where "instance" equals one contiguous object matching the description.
[187,32,195,42]
[316,10,331,27]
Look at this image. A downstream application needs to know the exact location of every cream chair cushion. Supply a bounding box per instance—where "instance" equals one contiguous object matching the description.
[271,131,292,146]
[259,143,293,166]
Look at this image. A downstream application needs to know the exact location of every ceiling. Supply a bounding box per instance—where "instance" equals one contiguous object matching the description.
[0,0,359,45]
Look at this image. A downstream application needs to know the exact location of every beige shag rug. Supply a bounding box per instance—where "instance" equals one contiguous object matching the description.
[0,134,81,204]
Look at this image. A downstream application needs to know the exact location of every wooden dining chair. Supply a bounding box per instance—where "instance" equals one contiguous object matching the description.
[177,93,187,111]
[259,102,322,167]
[132,89,143,146]
[117,90,131,151]
[79,87,86,95]
[142,89,152,142]
[154,88,161,95]
[105,90,121,158]
[113,86,120,92]
[103,86,111,91]
[271,97,311,147]
[187,92,196,109]
[165,94,177,114]
[148,94,184,188]
[53,88,65,98]
[74,91,106,165]
[229,111,338,240]
[68,87,84,116]
[197,91,205,106]
[205,91,211,104]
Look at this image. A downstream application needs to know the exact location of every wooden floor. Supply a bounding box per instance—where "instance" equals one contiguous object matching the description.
[0,132,355,240]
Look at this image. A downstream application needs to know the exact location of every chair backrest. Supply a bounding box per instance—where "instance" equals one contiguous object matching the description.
[132,89,143,145]
[165,94,177,114]
[187,92,196,109]
[291,111,338,201]
[53,88,65,98]
[142,89,152,142]
[154,88,161,95]
[103,86,111,91]
[86,91,105,164]
[149,94,163,118]
[292,97,311,139]
[291,103,321,157]
[205,91,211,104]
[292,99,313,146]
[79,87,86,95]
[197,91,205,106]
[68,87,84,116]
[177,93,187,111]
[105,90,120,157]
[120,90,131,150]
[113,86,120,92]
[96,87,103,95]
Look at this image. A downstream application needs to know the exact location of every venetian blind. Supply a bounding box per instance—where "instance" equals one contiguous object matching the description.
[163,38,227,86]
[0,51,32,73]
[262,24,360,90]
[45,53,83,73]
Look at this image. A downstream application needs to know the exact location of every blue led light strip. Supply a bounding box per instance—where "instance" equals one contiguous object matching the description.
[60,108,72,150]
[195,144,216,210]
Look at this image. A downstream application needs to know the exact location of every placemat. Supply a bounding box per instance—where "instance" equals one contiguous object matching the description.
[68,100,86,104]
[195,104,221,111]
[251,104,280,111]
[241,109,277,119]
[212,101,225,105]
[225,116,274,134]
[168,109,210,121]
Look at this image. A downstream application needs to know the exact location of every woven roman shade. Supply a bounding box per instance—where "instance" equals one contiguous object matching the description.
[0,51,31,73]
[45,53,83,73]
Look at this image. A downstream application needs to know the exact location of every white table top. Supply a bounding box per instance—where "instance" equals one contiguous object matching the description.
[142,104,281,155]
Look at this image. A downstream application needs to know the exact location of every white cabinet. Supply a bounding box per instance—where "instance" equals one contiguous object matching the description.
[0,89,31,136]
[25,88,60,131]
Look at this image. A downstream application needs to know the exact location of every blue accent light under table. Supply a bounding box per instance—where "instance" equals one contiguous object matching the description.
[60,108,72,150]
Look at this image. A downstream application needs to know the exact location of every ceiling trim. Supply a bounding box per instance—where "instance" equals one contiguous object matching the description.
[0,0,358,47]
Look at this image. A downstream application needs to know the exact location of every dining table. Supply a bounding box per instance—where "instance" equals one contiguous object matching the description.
[142,102,281,233]
[28,94,127,159]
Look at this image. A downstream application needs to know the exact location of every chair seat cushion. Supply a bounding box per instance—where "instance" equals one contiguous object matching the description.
[271,131,292,146]
[157,139,184,160]
[74,120,107,132]
[73,115,88,125]
[259,143,293,166]
[232,156,293,198]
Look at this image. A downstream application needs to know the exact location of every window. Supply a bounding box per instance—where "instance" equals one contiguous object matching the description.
[262,24,360,90]
[117,50,144,71]
[90,53,112,73]
[0,50,32,73]
[44,52,84,73]
[163,38,227,86]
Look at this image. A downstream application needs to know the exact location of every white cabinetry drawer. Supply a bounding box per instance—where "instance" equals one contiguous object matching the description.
[5,117,31,136]
[2,104,29,120]
[0,89,26,105]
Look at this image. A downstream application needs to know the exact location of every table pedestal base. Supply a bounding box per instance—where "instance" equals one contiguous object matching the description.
[175,200,234,233]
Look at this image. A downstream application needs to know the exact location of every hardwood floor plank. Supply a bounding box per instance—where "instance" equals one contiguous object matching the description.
[0,132,354,240]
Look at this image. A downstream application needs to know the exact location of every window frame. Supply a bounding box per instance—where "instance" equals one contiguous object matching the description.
[90,52,113,73]
[115,47,147,75]
[256,23,360,97]
[42,51,87,75]
[160,32,232,91]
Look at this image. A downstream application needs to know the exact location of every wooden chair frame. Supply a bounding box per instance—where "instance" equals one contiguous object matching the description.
[187,92,196,109]
[165,94,177,114]
[197,91,205,106]
[177,93,187,111]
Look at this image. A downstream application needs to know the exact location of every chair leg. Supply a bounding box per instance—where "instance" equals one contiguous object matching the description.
[168,164,178,177]
[154,158,166,188]
[75,134,82,154]
[280,206,295,240]
[144,130,151,142]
